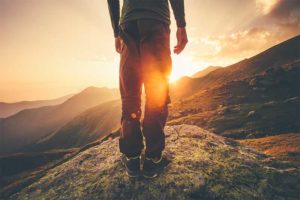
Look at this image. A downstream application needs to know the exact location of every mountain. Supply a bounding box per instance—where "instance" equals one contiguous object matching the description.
[171,35,300,99]
[2,125,299,199]
[191,66,221,78]
[26,99,121,152]
[1,37,299,199]
[2,36,296,158]
[0,100,121,187]
[0,87,119,155]
[1,36,297,159]
[168,64,300,138]
[168,35,300,139]
[0,94,73,118]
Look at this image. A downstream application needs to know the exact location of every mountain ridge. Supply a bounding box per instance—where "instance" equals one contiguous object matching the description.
[191,66,221,78]
[0,87,120,155]
[168,63,300,139]
[25,99,121,152]
[171,35,300,98]
[0,94,73,118]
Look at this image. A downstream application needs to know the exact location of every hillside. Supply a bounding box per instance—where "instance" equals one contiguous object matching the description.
[0,100,121,188]
[168,64,300,138]
[171,35,300,98]
[168,35,300,139]
[239,133,300,165]
[0,87,119,155]
[191,66,221,78]
[26,99,121,152]
[0,94,73,118]
[2,125,299,200]
[0,149,77,189]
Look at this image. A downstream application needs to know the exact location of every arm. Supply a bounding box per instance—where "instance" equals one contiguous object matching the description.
[107,0,120,38]
[107,0,122,53]
[169,0,186,28]
[169,0,188,54]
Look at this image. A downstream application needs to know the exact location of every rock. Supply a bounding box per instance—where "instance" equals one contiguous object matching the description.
[284,96,299,103]
[247,110,255,117]
[263,101,277,106]
[6,125,300,200]
[217,106,231,115]
[249,78,257,86]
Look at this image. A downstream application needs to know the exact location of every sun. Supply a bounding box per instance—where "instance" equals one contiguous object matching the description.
[169,55,198,82]
[169,68,185,82]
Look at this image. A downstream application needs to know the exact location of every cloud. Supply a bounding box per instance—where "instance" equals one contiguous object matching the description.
[256,0,279,14]
[188,0,300,67]
[266,0,300,31]
[194,24,298,66]
[255,0,300,26]
[268,0,300,18]
[195,0,300,64]
[198,28,273,59]
[255,0,300,40]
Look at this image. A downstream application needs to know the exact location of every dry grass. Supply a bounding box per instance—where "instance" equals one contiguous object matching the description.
[239,133,300,165]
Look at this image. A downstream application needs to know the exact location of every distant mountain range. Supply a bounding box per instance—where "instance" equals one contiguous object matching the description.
[0,94,73,118]
[25,99,121,152]
[0,87,119,155]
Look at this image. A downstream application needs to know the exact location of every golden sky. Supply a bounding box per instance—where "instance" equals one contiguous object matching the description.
[0,0,299,102]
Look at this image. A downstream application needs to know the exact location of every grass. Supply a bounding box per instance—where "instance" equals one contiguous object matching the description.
[239,133,300,165]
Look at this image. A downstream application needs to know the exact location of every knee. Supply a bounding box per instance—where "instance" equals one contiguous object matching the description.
[122,108,142,121]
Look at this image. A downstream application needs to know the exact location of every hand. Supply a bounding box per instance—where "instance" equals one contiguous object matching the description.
[174,27,188,54]
[115,37,122,53]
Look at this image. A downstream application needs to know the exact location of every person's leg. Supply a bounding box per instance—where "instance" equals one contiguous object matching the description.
[138,19,172,159]
[118,21,144,158]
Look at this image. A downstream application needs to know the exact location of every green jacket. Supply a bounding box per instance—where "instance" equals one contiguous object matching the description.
[107,0,186,37]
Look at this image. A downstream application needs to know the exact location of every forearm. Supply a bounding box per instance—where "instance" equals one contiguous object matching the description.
[169,0,186,27]
[107,0,120,37]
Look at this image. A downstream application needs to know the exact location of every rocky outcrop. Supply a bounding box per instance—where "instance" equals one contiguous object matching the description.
[8,125,300,200]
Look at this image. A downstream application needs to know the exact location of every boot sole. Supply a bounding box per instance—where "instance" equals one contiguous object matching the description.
[126,170,140,178]
[142,164,169,179]
[142,172,158,179]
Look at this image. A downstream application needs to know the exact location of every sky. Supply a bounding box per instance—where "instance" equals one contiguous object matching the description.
[0,0,299,102]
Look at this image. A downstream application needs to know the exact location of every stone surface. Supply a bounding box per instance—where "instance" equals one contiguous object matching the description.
[9,125,300,200]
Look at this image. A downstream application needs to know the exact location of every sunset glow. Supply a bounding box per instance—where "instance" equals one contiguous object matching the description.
[170,55,204,82]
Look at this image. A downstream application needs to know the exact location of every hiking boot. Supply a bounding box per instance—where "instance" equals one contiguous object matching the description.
[121,154,140,177]
[143,153,171,178]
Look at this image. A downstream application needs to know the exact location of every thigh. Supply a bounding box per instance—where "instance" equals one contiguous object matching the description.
[139,20,172,76]
[119,21,143,99]
[138,20,172,107]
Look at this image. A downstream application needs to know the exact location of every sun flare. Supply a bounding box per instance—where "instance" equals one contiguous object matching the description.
[169,55,200,82]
